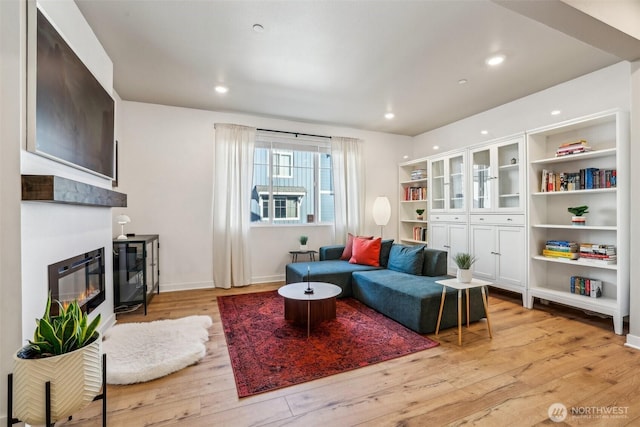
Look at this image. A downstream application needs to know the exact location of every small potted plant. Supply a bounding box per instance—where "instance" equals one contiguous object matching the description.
[299,235,309,251]
[568,205,589,226]
[416,209,425,220]
[12,294,102,425]
[453,252,477,283]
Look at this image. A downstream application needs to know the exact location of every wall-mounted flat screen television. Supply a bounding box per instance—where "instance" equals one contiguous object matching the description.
[27,6,115,180]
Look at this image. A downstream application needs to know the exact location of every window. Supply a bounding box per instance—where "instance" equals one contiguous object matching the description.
[272,150,293,178]
[251,132,334,225]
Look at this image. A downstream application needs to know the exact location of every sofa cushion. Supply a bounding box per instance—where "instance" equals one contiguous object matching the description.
[350,237,381,267]
[340,233,373,260]
[285,260,381,298]
[379,239,394,268]
[387,244,425,275]
[351,269,486,334]
[422,248,448,277]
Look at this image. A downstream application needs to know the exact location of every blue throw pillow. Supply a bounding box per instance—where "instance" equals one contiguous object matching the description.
[387,244,425,275]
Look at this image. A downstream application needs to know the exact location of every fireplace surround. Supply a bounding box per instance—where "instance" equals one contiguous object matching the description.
[48,248,105,315]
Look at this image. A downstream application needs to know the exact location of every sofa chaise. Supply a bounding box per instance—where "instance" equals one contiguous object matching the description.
[285,241,486,334]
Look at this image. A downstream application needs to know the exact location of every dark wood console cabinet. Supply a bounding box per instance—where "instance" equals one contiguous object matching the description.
[113,234,159,315]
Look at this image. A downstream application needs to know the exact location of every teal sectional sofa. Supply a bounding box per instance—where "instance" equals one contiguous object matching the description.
[285,242,487,334]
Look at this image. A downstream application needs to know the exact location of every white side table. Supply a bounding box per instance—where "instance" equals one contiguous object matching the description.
[435,278,493,346]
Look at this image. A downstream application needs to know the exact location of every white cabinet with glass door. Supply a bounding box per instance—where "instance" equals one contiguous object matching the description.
[429,150,466,213]
[470,135,524,213]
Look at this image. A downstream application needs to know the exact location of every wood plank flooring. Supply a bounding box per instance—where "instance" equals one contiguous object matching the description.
[58,284,640,426]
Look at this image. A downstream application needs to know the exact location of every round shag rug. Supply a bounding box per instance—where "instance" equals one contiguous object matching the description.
[102,315,212,384]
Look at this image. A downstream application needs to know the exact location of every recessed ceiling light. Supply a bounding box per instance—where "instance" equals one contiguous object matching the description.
[458,79,468,85]
[214,85,228,94]
[486,54,505,67]
[252,24,264,33]
[551,110,562,115]
[433,145,439,150]
[481,130,489,135]
[385,112,395,120]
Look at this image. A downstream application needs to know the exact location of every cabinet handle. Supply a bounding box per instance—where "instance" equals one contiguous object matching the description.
[479,218,485,221]
[444,245,451,248]
[507,218,513,221]
[454,217,459,220]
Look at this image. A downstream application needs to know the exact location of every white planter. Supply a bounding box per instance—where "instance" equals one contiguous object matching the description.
[457,268,473,283]
[300,244,308,251]
[571,215,586,226]
[12,333,102,425]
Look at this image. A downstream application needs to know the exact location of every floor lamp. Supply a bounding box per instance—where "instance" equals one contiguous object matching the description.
[372,196,391,238]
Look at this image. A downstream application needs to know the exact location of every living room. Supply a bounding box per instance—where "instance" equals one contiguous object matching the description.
[2,0,640,425]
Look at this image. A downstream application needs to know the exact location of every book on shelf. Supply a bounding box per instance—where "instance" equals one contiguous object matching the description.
[570,276,603,298]
[577,243,617,264]
[579,243,616,255]
[412,226,427,242]
[404,186,427,201]
[546,240,578,248]
[558,139,587,149]
[410,169,427,180]
[555,139,592,156]
[542,249,579,260]
[539,168,616,192]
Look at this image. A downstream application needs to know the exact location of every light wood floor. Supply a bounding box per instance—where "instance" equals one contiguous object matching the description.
[59,283,640,427]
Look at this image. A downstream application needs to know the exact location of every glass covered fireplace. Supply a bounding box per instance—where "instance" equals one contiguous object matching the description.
[48,248,105,315]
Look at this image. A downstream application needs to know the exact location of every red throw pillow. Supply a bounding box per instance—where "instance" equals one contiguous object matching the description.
[340,233,373,260]
[349,237,381,267]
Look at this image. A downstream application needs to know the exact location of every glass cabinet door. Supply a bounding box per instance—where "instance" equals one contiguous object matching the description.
[431,159,445,210]
[497,142,521,209]
[472,148,492,210]
[448,154,465,210]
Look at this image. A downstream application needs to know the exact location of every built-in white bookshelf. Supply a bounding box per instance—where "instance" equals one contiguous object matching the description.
[398,158,429,245]
[526,110,629,334]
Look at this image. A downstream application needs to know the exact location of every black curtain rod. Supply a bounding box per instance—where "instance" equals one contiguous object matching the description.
[256,128,331,139]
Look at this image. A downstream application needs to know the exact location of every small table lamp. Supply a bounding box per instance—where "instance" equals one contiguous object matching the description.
[116,214,131,240]
[372,196,391,237]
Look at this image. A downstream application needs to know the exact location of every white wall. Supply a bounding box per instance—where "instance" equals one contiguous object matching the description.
[627,60,640,348]
[412,62,631,157]
[0,0,25,423]
[118,101,412,290]
[20,0,117,341]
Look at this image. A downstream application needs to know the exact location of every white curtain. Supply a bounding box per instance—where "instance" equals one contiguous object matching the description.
[331,136,365,244]
[212,124,256,288]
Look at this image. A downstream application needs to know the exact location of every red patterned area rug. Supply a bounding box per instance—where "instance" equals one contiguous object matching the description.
[218,290,439,397]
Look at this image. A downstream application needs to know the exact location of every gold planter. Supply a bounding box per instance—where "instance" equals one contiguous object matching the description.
[12,333,102,425]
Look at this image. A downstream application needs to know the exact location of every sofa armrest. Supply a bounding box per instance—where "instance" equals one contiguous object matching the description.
[422,248,448,276]
[320,245,345,261]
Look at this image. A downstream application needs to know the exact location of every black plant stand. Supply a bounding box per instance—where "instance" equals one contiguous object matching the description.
[7,353,107,427]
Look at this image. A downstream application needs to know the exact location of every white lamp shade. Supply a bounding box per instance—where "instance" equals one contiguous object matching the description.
[372,196,391,226]
[116,214,131,225]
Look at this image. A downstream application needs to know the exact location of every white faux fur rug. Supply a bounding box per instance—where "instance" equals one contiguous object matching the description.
[103,315,212,385]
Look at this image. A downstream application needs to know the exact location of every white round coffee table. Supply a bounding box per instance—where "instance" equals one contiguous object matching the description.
[278,282,341,337]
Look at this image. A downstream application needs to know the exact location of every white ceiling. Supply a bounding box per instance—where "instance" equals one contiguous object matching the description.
[74,0,640,137]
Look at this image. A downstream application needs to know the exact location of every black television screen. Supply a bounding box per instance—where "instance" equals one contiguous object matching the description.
[28,7,115,179]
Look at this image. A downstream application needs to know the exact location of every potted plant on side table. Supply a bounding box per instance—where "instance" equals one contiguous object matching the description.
[12,294,102,425]
[453,252,477,283]
[299,235,309,251]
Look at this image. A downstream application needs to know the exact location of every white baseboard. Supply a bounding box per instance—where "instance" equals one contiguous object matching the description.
[100,312,117,332]
[625,333,640,350]
[160,281,214,293]
[251,274,285,284]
